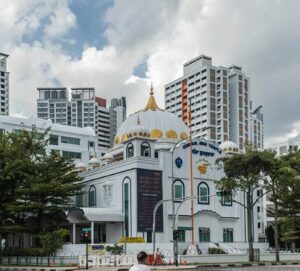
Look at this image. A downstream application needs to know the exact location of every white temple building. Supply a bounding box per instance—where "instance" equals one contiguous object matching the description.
[67,87,265,252]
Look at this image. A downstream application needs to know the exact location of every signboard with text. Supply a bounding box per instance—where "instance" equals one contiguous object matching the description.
[137,169,163,232]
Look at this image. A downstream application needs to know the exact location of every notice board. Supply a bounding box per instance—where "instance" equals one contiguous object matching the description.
[137,169,163,232]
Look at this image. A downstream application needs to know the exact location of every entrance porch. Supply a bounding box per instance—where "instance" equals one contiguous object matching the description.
[66,207,124,244]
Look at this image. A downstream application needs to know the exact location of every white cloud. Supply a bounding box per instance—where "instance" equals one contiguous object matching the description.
[2,0,300,147]
[43,1,76,39]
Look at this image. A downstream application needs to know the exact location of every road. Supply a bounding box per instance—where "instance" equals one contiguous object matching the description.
[196,264,300,271]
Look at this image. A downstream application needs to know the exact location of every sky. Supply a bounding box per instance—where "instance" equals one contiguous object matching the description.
[1,0,300,147]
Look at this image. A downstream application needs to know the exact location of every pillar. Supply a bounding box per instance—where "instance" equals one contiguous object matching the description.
[91,221,94,244]
[73,223,76,244]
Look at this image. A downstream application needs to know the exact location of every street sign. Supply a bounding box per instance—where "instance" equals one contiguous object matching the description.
[81,227,91,232]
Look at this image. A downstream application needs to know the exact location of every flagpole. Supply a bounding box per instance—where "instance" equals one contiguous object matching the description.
[188,98,195,244]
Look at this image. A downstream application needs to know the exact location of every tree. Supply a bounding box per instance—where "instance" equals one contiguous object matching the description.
[277,150,300,251]
[0,128,83,252]
[216,145,273,262]
[0,129,49,251]
[265,225,275,247]
[264,149,298,261]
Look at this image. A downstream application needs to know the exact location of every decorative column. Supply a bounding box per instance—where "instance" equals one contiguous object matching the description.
[91,221,95,244]
[73,223,76,244]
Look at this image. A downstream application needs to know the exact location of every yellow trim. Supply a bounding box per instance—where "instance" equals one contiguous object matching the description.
[114,136,120,145]
[165,129,178,139]
[150,129,163,138]
[121,133,128,142]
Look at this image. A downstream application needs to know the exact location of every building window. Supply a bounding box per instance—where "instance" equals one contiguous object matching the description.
[154,151,159,158]
[198,182,209,204]
[173,179,184,201]
[126,143,134,158]
[146,232,152,243]
[89,185,96,206]
[124,183,129,237]
[61,136,80,145]
[258,222,261,229]
[221,191,232,206]
[49,134,59,145]
[62,151,81,159]
[257,189,262,197]
[223,228,233,242]
[257,206,260,213]
[141,142,151,157]
[75,194,83,207]
[177,229,185,242]
[199,227,210,242]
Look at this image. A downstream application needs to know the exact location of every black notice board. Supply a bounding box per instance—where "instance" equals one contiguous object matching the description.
[137,168,163,232]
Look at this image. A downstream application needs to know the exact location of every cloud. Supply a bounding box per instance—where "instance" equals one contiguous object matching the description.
[2,0,300,147]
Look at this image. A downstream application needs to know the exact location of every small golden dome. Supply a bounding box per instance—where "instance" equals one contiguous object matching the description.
[121,133,128,142]
[179,132,188,140]
[151,129,163,138]
[114,136,120,145]
[166,129,178,139]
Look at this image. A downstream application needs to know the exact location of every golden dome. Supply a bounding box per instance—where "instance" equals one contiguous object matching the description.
[114,84,189,145]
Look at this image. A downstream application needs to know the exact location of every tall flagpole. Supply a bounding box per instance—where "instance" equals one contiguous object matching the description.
[188,98,195,244]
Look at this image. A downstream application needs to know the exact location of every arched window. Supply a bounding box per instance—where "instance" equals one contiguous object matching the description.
[198,182,209,204]
[141,142,151,157]
[89,185,96,206]
[126,143,134,158]
[122,177,132,237]
[173,179,185,201]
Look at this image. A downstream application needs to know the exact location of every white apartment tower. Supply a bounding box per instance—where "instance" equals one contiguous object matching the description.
[37,88,69,125]
[109,97,126,147]
[0,53,9,115]
[165,55,258,150]
[71,88,95,128]
[95,97,110,151]
[37,88,126,150]
[249,103,264,149]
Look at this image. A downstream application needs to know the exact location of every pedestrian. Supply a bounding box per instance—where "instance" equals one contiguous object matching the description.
[129,251,151,271]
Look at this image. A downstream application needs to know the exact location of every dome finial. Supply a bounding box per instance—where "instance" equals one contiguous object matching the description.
[150,82,154,96]
[144,82,161,111]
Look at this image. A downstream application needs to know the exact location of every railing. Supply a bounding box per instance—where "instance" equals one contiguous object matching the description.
[0,256,78,267]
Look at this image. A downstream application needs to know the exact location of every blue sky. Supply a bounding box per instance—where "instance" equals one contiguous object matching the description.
[1,0,300,146]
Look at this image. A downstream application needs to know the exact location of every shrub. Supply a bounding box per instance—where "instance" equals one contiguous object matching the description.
[208,247,227,254]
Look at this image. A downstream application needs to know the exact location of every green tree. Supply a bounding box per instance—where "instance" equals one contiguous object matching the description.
[264,149,298,261]
[216,145,273,262]
[0,128,83,252]
[277,150,300,251]
[265,225,275,247]
[39,229,69,256]
[0,129,48,251]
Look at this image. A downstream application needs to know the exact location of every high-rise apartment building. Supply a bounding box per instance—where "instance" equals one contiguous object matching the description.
[165,55,260,150]
[109,97,126,147]
[95,97,110,150]
[37,88,126,150]
[0,53,9,115]
[70,88,95,128]
[249,103,264,149]
[37,88,69,125]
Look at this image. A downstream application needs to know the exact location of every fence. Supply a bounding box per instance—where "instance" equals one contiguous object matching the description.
[0,256,78,267]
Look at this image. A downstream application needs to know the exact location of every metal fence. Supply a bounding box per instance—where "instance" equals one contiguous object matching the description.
[0,256,78,267]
